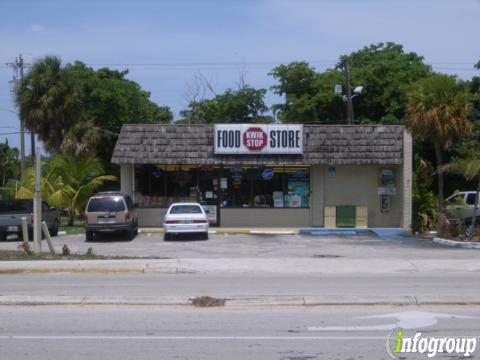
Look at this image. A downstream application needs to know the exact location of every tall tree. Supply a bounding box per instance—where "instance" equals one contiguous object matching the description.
[180,86,273,124]
[270,42,431,124]
[0,142,19,188]
[68,62,173,167]
[405,74,473,209]
[15,56,89,153]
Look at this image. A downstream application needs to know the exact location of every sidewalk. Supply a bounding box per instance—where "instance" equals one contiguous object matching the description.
[1,257,479,307]
[1,257,479,274]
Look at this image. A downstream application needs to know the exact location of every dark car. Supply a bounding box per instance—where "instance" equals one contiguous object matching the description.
[0,199,60,241]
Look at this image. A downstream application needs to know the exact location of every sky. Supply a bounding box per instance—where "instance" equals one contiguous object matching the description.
[1,0,479,152]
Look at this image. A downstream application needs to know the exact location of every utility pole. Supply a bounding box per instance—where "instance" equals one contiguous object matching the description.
[343,59,354,125]
[6,54,30,180]
[335,57,365,125]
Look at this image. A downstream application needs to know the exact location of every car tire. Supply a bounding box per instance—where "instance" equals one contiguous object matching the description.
[202,232,209,240]
[0,232,6,241]
[85,231,94,242]
[126,226,135,241]
[49,219,59,237]
[163,232,171,241]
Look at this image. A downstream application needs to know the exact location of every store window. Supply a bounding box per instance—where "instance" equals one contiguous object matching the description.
[221,166,310,208]
[134,164,310,209]
[135,165,198,208]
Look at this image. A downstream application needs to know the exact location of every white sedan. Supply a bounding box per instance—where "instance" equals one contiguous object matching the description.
[163,202,209,240]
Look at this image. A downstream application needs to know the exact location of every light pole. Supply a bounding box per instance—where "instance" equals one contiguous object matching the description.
[335,57,363,124]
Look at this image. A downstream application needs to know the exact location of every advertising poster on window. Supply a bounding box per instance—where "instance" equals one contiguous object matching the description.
[287,172,309,208]
[203,205,218,225]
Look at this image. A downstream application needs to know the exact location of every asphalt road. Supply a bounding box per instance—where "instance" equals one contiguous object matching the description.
[1,305,479,359]
[1,272,480,305]
[1,232,479,259]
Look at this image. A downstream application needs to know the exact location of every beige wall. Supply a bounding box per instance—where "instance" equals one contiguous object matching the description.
[136,207,309,227]
[317,165,403,228]
[137,208,167,227]
[221,208,310,227]
[120,164,134,199]
[401,130,413,230]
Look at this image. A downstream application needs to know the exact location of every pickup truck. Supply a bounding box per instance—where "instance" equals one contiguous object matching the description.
[0,199,60,241]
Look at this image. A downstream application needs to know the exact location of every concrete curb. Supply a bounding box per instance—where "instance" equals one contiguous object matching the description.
[2,257,480,274]
[433,237,480,249]
[139,227,299,235]
[1,295,479,307]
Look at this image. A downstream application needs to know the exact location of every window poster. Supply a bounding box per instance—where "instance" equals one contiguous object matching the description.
[287,172,310,207]
[379,169,395,187]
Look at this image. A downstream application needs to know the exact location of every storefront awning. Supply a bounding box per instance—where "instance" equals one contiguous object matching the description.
[111,124,405,166]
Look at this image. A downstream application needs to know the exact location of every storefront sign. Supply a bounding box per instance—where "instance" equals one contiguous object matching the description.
[214,124,303,154]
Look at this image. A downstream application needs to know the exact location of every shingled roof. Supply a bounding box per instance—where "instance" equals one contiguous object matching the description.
[111,124,405,166]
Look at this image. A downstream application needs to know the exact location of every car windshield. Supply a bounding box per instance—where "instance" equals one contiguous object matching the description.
[169,205,203,214]
[87,197,125,212]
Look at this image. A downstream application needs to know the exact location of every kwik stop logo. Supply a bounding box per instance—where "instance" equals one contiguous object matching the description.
[386,329,477,358]
[214,124,303,155]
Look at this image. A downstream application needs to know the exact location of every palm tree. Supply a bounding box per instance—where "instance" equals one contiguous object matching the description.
[0,143,19,187]
[442,159,480,239]
[14,154,116,226]
[15,56,88,154]
[46,154,116,225]
[405,74,473,209]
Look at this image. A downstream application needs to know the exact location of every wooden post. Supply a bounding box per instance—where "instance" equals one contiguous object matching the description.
[41,221,55,255]
[21,216,29,246]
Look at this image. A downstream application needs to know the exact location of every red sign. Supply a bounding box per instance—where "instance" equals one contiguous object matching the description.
[243,127,267,151]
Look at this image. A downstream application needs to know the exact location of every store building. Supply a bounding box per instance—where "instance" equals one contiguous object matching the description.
[111,124,412,229]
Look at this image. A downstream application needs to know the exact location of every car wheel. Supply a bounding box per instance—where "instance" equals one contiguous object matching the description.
[85,231,94,242]
[163,232,171,241]
[126,226,135,240]
[0,232,6,241]
[202,232,209,240]
[49,219,59,237]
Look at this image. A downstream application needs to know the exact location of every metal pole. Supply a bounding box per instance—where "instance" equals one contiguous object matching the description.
[344,59,354,125]
[33,148,42,253]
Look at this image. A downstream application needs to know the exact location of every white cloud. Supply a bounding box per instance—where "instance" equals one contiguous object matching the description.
[28,24,46,33]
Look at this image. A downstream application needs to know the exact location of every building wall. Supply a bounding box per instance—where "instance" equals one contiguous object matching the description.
[221,208,310,227]
[320,165,403,228]
[401,129,413,230]
[137,208,167,227]
[310,165,324,226]
[120,164,134,199]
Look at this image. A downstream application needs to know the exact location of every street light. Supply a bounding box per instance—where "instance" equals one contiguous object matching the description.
[334,83,364,124]
[335,57,364,125]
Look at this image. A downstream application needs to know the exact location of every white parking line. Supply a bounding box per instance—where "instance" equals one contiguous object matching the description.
[0,335,385,340]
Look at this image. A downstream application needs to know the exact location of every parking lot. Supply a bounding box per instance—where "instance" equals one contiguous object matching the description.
[0,230,477,260]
